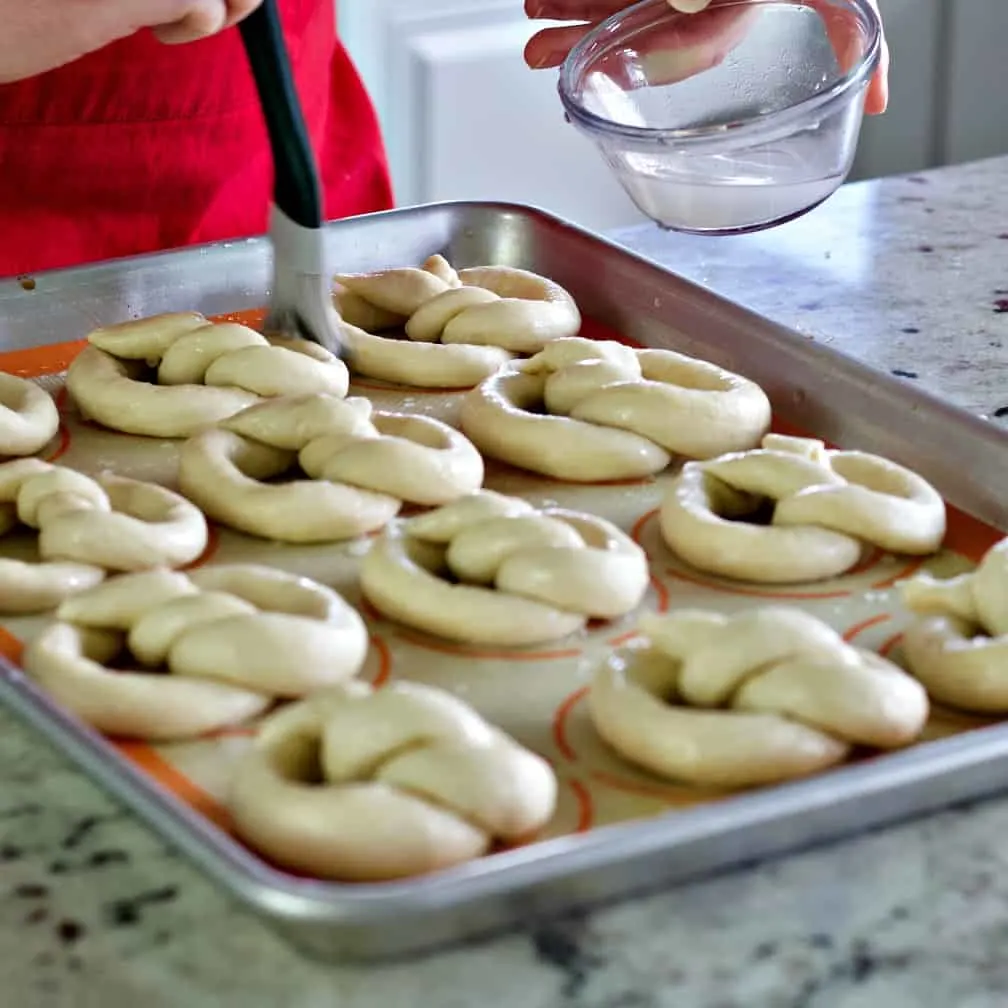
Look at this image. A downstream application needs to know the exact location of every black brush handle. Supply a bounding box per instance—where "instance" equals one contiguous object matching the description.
[238,0,322,229]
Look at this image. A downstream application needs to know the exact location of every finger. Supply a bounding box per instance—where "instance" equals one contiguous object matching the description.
[810,0,888,115]
[152,0,260,44]
[220,0,263,28]
[864,38,890,114]
[525,3,748,72]
[525,0,627,20]
[524,23,595,69]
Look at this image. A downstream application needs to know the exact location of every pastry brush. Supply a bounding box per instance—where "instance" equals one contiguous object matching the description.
[238,0,344,356]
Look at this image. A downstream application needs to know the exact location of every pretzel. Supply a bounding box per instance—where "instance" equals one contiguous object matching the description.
[0,373,60,457]
[589,607,929,788]
[227,680,557,880]
[660,434,946,584]
[0,459,207,613]
[66,312,350,438]
[361,490,649,645]
[178,393,484,543]
[459,338,772,482]
[22,565,368,741]
[899,537,1008,712]
[334,255,580,388]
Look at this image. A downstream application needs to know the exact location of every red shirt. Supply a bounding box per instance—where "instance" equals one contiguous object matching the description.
[0,0,393,277]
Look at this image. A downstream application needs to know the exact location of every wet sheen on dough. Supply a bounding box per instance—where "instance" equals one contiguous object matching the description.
[228,680,558,881]
[178,393,485,543]
[66,313,349,438]
[0,459,208,613]
[460,337,772,482]
[660,433,947,583]
[0,373,60,457]
[335,255,581,388]
[589,607,929,788]
[899,537,1008,712]
[361,489,650,645]
[23,566,368,741]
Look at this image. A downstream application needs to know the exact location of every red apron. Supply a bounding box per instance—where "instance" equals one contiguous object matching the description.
[0,0,393,278]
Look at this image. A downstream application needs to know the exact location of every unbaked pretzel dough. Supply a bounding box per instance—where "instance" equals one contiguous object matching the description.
[361,490,650,645]
[178,393,485,543]
[66,312,350,438]
[899,537,1008,712]
[227,680,557,881]
[0,458,208,613]
[0,373,60,457]
[660,434,946,583]
[459,337,772,482]
[590,607,929,788]
[334,255,581,388]
[22,565,368,740]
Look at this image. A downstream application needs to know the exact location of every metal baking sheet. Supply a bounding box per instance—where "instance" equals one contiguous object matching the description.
[0,201,1005,964]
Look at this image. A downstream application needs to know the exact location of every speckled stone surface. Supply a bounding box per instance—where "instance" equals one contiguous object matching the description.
[2,158,1007,1008]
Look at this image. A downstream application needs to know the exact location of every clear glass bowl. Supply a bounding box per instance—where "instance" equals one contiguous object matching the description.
[558,0,882,234]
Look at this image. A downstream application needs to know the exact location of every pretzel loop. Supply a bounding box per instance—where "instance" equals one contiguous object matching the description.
[589,607,929,788]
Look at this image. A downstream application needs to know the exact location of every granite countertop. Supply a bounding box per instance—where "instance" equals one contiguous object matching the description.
[2,157,1007,1008]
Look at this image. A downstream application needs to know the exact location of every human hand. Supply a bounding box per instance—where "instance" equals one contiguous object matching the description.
[0,0,262,84]
[524,0,890,115]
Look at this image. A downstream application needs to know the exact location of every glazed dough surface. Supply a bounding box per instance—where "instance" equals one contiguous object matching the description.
[178,393,485,543]
[23,566,368,741]
[0,459,207,613]
[361,490,650,645]
[899,536,1008,712]
[590,607,930,788]
[0,373,60,457]
[66,313,349,438]
[460,337,772,482]
[660,434,947,583]
[228,680,558,881]
[336,255,581,388]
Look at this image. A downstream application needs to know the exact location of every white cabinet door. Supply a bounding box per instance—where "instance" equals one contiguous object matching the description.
[337,0,648,231]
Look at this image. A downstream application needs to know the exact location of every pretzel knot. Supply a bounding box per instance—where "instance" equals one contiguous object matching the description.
[361,489,650,645]
[22,565,368,741]
[660,433,947,584]
[66,312,350,438]
[178,393,485,543]
[227,680,558,881]
[589,607,929,788]
[460,337,772,482]
[899,537,1008,712]
[0,458,207,613]
[0,373,59,457]
[335,254,581,388]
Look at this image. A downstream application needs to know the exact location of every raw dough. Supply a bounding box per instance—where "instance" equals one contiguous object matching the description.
[460,337,772,482]
[0,458,208,613]
[66,312,349,438]
[178,393,485,543]
[590,607,930,788]
[899,536,1008,712]
[22,565,368,741]
[227,680,558,881]
[0,373,60,457]
[660,434,947,583]
[361,489,650,645]
[335,255,580,388]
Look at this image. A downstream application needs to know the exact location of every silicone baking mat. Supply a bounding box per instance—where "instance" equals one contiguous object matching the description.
[0,311,1002,855]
